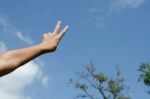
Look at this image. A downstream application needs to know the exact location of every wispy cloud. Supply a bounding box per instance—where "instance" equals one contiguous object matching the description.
[0,15,33,45]
[41,76,49,87]
[15,32,33,44]
[0,41,7,53]
[88,7,105,29]
[110,0,145,13]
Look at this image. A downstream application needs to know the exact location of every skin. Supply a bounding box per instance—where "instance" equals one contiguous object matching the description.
[0,20,69,77]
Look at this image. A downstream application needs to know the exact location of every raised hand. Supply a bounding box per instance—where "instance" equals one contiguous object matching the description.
[40,20,69,52]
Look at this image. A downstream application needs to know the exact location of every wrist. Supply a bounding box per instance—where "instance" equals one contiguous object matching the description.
[34,44,47,55]
[37,43,55,54]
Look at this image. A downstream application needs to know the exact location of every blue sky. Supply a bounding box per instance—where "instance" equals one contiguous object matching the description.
[0,0,150,99]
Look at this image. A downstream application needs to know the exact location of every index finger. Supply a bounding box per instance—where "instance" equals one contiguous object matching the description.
[53,20,61,34]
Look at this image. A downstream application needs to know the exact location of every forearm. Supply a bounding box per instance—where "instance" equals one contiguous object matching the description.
[0,44,45,76]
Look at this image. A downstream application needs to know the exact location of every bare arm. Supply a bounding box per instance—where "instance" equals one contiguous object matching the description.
[0,21,68,77]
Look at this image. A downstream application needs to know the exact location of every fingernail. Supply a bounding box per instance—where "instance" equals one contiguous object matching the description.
[58,20,61,24]
[65,25,69,29]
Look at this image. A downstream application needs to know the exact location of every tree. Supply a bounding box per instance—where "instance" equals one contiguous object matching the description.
[70,63,131,99]
[138,63,150,92]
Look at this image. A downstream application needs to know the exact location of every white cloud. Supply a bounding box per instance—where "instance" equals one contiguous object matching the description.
[110,0,145,13]
[0,53,49,99]
[0,15,33,45]
[0,61,40,99]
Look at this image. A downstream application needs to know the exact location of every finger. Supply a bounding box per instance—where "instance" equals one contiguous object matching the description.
[58,25,69,39]
[53,20,61,34]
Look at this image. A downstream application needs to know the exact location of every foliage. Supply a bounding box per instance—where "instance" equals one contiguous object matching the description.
[70,63,131,99]
[138,63,150,87]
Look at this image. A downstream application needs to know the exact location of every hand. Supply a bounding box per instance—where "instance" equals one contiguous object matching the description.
[40,20,69,52]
